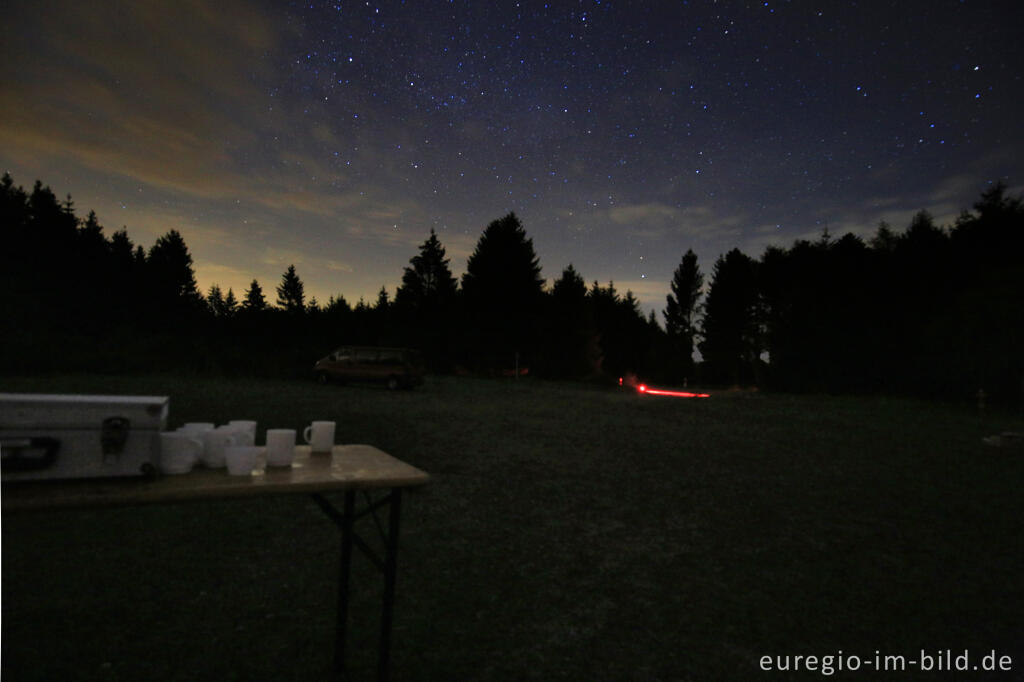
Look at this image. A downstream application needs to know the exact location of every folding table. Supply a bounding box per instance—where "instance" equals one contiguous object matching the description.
[1,443,431,681]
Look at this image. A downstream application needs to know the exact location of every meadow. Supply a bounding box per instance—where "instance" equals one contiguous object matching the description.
[2,374,1022,680]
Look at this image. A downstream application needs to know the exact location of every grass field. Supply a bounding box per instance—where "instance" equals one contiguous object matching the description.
[3,374,1023,681]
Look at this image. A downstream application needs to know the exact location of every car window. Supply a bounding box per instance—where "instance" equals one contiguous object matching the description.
[354,349,378,363]
[378,350,402,363]
[334,351,351,362]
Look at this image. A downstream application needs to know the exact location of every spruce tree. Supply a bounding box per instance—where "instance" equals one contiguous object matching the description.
[663,249,703,379]
[276,265,305,313]
[461,212,544,368]
[243,279,267,311]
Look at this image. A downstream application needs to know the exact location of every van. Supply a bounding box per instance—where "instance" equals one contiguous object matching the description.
[313,346,424,389]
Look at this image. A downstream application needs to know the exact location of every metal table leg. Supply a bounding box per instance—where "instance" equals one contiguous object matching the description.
[378,489,402,681]
[311,488,404,682]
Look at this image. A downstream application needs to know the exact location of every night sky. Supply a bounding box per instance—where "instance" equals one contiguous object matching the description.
[3,1,1022,314]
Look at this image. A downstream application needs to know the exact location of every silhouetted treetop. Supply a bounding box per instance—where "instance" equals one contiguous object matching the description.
[461,212,545,365]
[276,265,305,313]
[462,212,543,303]
[395,229,458,311]
[699,248,760,385]
[147,229,202,307]
[663,248,703,378]
[243,279,268,311]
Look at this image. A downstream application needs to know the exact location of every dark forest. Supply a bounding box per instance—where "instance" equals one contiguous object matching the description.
[2,173,1021,406]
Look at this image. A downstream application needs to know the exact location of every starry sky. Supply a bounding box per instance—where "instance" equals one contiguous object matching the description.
[2,0,1022,315]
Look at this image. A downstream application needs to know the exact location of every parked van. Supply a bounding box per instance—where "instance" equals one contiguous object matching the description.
[313,346,424,389]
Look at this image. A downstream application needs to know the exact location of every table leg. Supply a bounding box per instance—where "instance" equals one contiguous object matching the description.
[311,488,405,682]
[378,489,402,682]
[336,490,356,675]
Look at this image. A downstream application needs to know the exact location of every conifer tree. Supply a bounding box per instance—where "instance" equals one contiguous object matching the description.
[663,249,703,378]
[699,249,760,385]
[395,229,458,311]
[224,288,238,314]
[276,265,305,313]
[147,229,203,311]
[462,212,544,367]
[243,279,267,311]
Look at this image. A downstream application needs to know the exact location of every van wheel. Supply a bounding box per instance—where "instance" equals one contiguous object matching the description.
[316,372,330,385]
[386,376,400,390]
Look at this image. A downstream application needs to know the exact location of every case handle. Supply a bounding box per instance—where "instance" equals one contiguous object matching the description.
[1,437,61,473]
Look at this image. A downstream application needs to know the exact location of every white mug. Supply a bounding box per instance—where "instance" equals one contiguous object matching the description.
[225,445,261,476]
[228,420,257,446]
[159,432,202,474]
[201,426,240,468]
[303,421,336,453]
[265,428,296,467]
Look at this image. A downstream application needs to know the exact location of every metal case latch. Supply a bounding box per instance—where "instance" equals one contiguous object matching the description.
[101,417,130,462]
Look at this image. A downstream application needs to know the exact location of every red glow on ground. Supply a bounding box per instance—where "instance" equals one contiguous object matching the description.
[637,384,709,398]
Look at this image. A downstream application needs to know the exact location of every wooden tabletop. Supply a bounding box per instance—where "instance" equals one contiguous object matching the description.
[1,444,430,511]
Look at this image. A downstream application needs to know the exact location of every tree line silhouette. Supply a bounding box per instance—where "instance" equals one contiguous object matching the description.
[2,172,1021,405]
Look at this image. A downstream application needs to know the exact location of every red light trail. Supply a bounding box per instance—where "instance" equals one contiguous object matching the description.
[636,384,710,398]
[621,376,709,398]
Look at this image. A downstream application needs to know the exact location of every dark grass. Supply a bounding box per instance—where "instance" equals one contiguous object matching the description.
[3,374,1023,680]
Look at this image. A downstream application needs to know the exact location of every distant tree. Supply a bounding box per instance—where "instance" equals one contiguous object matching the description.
[223,288,238,314]
[324,294,351,315]
[21,181,78,315]
[663,249,703,380]
[109,229,135,268]
[699,249,760,385]
[78,210,107,252]
[552,264,587,302]
[946,182,1024,403]
[395,231,456,305]
[540,264,595,377]
[208,284,237,317]
[312,294,352,351]
[395,229,458,309]
[395,229,459,367]
[243,279,267,312]
[107,228,140,318]
[0,173,29,245]
[70,210,113,328]
[207,284,226,316]
[587,282,654,378]
[28,180,76,245]
[973,180,1022,222]
[375,286,390,310]
[870,220,899,252]
[147,229,203,312]
[276,265,305,313]
[461,212,545,368]
[618,290,656,376]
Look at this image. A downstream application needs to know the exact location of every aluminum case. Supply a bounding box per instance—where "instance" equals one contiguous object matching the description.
[0,393,169,480]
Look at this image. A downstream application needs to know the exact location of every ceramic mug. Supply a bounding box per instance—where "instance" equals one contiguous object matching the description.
[201,426,240,468]
[180,422,215,433]
[228,420,257,446]
[159,431,202,474]
[225,445,261,476]
[303,421,336,453]
[265,428,297,467]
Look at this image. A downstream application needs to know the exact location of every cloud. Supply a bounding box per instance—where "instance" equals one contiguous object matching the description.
[1,0,283,206]
[608,202,684,233]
